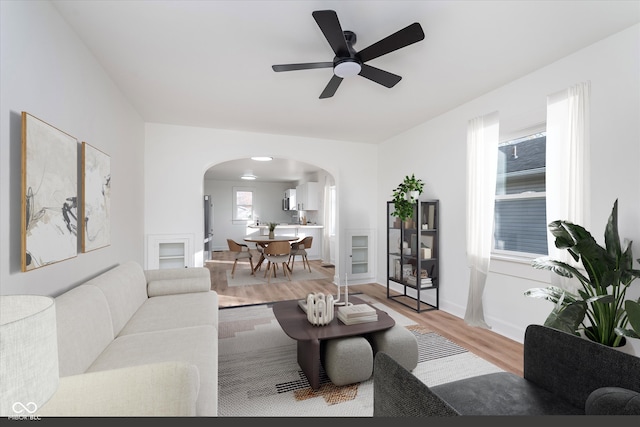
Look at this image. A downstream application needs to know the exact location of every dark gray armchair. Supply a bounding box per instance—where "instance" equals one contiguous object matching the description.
[373,324,640,416]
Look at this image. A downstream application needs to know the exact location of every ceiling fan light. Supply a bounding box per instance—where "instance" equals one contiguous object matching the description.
[334,60,361,78]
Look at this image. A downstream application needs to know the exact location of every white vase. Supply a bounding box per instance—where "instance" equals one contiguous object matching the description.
[407,191,419,201]
[617,336,640,357]
[306,293,334,326]
[579,330,640,357]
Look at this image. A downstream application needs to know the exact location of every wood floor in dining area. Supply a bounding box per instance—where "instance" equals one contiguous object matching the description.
[204,249,524,377]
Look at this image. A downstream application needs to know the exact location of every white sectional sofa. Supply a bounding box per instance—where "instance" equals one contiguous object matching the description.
[36,261,218,417]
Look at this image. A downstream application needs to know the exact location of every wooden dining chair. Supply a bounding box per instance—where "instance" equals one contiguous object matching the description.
[253,243,265,272]
[227,239,254,278]
[288,236,313,273]
[263,240,292,284]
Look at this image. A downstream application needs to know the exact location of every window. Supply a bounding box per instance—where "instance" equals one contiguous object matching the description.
[232,187,253,222]
[493,131,548,257]
[329,185,336,236]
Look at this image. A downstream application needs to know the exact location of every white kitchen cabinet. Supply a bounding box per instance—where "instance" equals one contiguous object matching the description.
[296,182,319,211]
[346,229,374,281]
[297,227,322,260]
[283,188,296,211]
[147,234,194,269]
[295,183,305,210]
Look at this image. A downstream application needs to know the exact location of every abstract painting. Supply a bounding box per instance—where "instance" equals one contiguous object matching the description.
[21,112,78,271]
[81,142,111,252]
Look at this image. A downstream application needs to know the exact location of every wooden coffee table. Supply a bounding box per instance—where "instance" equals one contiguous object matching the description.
[272,296,395,390]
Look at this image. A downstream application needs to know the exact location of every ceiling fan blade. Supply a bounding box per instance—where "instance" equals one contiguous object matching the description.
[312,10,350,56]
[272,62,333,72]
[319,75,343,99]
[357,22,425,63]
[358,64,402,88]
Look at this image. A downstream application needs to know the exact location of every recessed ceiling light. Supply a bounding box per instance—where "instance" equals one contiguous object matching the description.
[242,169,257,180]
[251,156,273,162]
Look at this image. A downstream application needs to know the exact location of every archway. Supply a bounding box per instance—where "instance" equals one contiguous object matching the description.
[201,157,337,275]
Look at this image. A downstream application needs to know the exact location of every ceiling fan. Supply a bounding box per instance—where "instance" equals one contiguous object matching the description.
[272,10,425,99]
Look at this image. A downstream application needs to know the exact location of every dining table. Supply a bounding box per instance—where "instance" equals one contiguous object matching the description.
[243,235,301,274]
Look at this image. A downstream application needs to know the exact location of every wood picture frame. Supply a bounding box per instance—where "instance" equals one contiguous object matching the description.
[21,112,78,271]
[81,142,111,252]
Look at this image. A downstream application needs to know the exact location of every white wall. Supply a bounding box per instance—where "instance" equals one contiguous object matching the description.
[377,24,640,343]
[0,1,145,296]
[144,123,378,283]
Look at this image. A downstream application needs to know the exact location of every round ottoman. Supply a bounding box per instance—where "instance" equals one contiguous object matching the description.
[368,325,419,371]
[323,336,373,386]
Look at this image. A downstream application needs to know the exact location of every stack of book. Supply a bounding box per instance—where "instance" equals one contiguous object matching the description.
[337,304,378,325]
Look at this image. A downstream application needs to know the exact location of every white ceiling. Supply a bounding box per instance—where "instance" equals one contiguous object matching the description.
[51,0,640,181]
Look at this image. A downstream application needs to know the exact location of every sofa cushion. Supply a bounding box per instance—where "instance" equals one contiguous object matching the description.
[431,372,583,415]
[373,351,459,417]
[88,261,149,336]
[144,266,210,287]
[523,325,640,409]
[36,362,200,416]
[119,292,218,336]
[585,387,640,415]
[55,285,114,376]
[147,277,210,297]
[87,325,218,416]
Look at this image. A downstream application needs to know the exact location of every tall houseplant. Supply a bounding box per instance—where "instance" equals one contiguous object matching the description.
[525,199,640,347]
[390,174,425,222]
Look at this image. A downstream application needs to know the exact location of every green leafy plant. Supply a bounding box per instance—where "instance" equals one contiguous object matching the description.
[620,299,640,338]
[390,174,425,221]
[525,199,640,347]
[268,222,277,232]
[403,173,425,195]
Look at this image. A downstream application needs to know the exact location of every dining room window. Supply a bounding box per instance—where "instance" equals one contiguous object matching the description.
[232,187,254,222]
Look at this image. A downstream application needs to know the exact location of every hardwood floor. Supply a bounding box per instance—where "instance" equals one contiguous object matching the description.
[205,250,524,377]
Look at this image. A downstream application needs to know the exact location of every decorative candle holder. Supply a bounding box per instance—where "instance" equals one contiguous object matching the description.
[306,292,334,326]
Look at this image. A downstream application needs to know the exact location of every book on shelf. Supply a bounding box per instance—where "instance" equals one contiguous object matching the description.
[337,312,378,325]
[337,304,376,319]
[428,204,435,229]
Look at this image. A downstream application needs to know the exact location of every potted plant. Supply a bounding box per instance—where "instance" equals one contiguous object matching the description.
[390,174,425,223]
[268,222,277,239]
[622,299,640,339]
[524,199,640,347]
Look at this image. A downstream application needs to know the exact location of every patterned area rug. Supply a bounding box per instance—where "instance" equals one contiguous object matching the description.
[225,265,329,286]
[218,294,504,417]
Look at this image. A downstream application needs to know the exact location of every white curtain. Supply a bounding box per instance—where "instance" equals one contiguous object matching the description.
[545,81,591,291]
[322,175,333,264]
[465,111,499,329]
